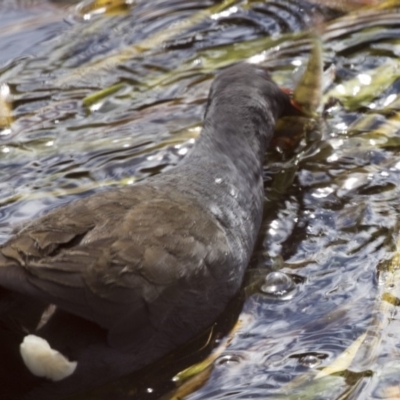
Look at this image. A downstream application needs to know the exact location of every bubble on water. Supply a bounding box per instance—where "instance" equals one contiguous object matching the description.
[215,354,242,367]
[260,271,295,297]
[299,354,320,368]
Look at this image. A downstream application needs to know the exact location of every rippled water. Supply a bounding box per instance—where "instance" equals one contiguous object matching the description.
[1,0,400,399]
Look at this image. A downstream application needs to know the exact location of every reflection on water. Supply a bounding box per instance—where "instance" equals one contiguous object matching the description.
[0,0,70,65]
[1,0,400,399]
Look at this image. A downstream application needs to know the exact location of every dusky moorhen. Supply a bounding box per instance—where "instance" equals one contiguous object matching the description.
[0,63,296,399]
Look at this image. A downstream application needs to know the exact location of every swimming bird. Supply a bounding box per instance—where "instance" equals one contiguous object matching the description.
[0,63,296,399]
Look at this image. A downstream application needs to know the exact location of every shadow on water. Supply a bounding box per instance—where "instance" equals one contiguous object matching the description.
[1,0,400,399]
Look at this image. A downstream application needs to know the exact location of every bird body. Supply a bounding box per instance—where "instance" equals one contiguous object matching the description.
[0,63,295,399]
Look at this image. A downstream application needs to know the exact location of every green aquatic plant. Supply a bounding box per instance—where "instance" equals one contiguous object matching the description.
[0,83,13,129]
[323,59,400,110]
[292,36,323,117]
[76,0,135,16]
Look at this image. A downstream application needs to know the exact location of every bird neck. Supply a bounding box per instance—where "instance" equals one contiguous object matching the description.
[184,92,278,174]
[158,93,281,267]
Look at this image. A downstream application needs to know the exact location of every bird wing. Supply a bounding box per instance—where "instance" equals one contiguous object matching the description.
[0,185,231,348]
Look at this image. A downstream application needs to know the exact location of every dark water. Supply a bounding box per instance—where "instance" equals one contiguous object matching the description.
[1,0,400,399]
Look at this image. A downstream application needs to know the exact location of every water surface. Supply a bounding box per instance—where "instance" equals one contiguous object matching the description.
[1,1,400,399]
